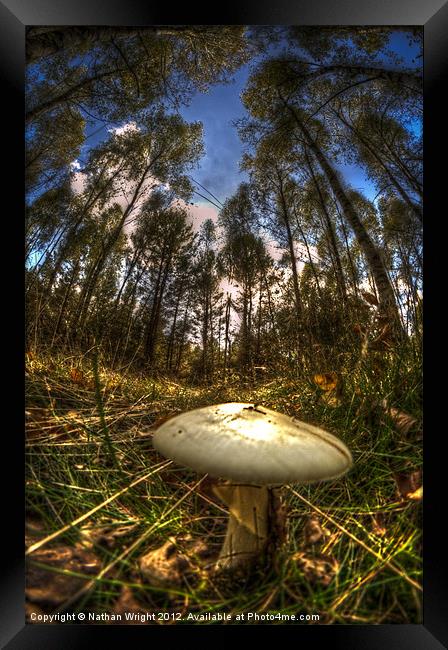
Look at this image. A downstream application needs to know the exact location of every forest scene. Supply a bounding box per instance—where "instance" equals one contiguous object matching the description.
[25,25,423,625]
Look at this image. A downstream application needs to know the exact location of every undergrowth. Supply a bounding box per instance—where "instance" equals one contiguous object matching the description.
[25,348,422,625]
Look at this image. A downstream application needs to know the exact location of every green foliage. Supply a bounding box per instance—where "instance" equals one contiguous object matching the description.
[26,350,422,623]
[25,27,422,624]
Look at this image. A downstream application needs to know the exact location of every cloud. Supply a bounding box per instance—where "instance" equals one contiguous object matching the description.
[71,169,87,195]
[107,121,140,136]
[184,202,220,232]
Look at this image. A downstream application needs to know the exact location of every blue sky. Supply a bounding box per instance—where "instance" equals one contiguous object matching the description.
[77,29,421,223]
[180,67,249,207]
[178,29,421,213]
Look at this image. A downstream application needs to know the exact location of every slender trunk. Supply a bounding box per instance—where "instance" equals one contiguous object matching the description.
[224,293,232,373]
[26,25,207,63]
[175,294,191,374]
[166,280,184,371]
[247,279,253,362]
[256,279,263,361]
[283,98,401,327]
[209,291,215,380]
[296,62,422,95]
[334,108,422,223]
[114,249,142,308]
[114,264,148,365]
[44,161,126,295]
[333,199,360,296]
[145,252,172,367]
[305,150,347,304]
[277,178,302,316]
[292,203,324,301]
[201,288,210,381]
[51,257,81,343]
[73,159,155,333]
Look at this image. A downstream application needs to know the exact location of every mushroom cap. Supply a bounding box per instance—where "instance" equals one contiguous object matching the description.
[152,402,352,485]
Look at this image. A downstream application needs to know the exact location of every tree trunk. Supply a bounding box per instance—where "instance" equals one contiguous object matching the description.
[305,150,348,304]
[284,99,401,327]
[277,177,303,316]
[334,109,422,223]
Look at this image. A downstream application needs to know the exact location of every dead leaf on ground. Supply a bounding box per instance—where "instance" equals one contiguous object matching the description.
[361,291,379,306]
[313,372,342,407]
[139,538,190,587]
[139,535,212,587]
[303,515,330,546]
[26,517,48,548]
[112,585,153,623]
[79,522,139,549]
[313,372,339,392]
[70,368,85,385]
[292,551,339,586]
[394,470,422,501]
[26,546,102,607]
[321,392,342,407]
[371,512,387,537]
[407,485,423,501]
[381,401,418,436]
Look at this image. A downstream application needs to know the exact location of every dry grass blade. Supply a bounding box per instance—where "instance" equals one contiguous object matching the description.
[54,474,208,612]
[26,460,172,556]
[288,487,421,592]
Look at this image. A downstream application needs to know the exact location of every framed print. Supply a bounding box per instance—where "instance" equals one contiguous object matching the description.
[1,0,446,646]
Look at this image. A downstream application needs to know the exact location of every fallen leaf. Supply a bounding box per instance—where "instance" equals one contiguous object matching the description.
[394,470,422,500]
[292,551,339,586]
[70,368,85,385]
[26,546,101,606]
[26,517,48,548]
[382,402,418,435]
[113,586,152,623]
[321,392,342,407]
[313,372,339,392]
[361,291,379,306]
[188,539,213,559]
[371,512,387,537]
[139,538,190,587]
[79,523,139,549]
[303,516,330,546]
[407,485,423,501]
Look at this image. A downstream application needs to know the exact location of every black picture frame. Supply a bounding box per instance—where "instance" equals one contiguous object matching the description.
[4,0,446,647]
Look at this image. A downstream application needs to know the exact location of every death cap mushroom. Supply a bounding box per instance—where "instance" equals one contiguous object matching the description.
[152,402,352,485]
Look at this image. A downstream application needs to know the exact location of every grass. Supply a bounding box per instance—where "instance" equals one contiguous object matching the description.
[25,348,422,625]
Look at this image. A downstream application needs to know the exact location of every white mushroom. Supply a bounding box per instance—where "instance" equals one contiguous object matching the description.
[153,402,352,570]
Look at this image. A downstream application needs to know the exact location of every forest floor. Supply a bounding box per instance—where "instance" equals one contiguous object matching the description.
[25,349,422,625]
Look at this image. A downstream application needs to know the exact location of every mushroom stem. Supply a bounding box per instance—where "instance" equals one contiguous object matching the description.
[212,483,270,570]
